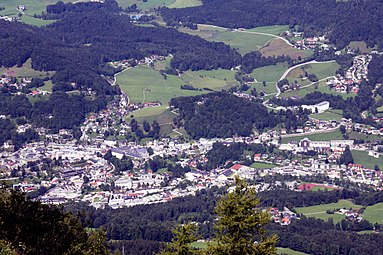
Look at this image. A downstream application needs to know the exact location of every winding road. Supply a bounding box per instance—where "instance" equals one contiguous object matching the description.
[274,60,336,97]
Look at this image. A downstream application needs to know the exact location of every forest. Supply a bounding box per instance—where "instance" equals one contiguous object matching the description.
[170,92,310,139]
[63,186,383,255]
[161,0,383,50]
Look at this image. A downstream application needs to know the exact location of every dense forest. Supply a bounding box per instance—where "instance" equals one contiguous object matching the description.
[161,0,383,50]
[170,92,309,139]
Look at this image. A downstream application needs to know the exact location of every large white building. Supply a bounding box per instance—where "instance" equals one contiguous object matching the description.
[301,101,330,113]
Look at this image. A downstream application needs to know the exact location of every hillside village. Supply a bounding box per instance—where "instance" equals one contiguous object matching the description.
[1,85,383,213]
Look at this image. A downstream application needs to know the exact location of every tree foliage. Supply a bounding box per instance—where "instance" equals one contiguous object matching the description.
[207,178,277,255]
[0,190,110,255]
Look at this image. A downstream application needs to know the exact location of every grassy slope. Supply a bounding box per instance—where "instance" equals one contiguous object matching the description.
[363,203,383,224]
[351,151,383,170]
[295,200,362,223]
[116,66,203,104]
[180,25,290,55]
[0,59,54,79]
[210,31,274,54]
[116,65,238,104]
[250,63,289,95]
[282,62,345,98]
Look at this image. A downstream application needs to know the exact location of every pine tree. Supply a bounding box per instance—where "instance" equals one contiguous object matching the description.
[207,177,277,255]
[158,223,200,255]
[157,178,277,255]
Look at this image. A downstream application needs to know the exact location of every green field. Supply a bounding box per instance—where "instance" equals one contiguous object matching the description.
[295,200,362,223]
[209,30,274,54]
[363,203,383,224]
[310,109,343,121]
[351,150,383,170]
[250,63,289,95]
[116,65,238,104]
[282,128,343,143]
[304,62,340,80]
[250,162,277,169]
[127,106,178,136]
[180,69,238,90]
[281,62,345,98]
[252,63,289,83]
[168,0,202,8]
[277,247,310,255]
[0,0,76,26]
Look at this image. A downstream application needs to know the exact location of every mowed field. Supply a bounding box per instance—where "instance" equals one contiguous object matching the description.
[0,0,76,26]
[116,65,238,104]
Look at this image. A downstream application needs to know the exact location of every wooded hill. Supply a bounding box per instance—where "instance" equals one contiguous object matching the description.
[161,0,383,50]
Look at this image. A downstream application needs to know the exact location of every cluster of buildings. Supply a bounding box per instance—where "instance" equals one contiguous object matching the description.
[326,54,371,94]
[284,31,328,50]
[269,207,299,226]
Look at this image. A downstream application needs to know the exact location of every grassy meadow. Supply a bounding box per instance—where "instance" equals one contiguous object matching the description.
[295,200,362,223]
[116,64,238,104]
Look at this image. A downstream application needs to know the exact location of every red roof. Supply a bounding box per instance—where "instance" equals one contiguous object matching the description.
[230,164,242,171]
